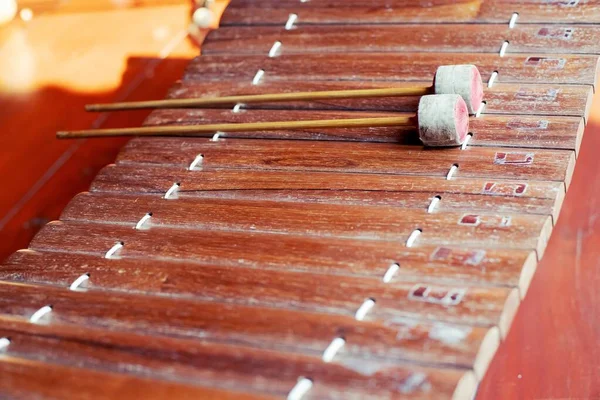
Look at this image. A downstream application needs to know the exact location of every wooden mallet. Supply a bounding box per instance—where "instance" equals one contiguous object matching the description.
[85,65,483,115]
[58,94,469,147]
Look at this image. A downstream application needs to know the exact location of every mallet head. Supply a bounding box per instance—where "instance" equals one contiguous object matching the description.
[418,94,469,147]
[434,65,483,115]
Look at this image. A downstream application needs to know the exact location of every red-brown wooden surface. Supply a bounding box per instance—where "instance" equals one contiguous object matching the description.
[477,104,600,399]
[0,0,599,398]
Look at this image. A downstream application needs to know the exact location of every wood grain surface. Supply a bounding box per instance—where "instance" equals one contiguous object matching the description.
[0,281,499,379]
[143,108,585,152]
[185,53,599,87]
[91,164,564,220]
[60,192,552,255]
[165,81,593,120]
[93,163,564,200]
[0,0,596,397]
[2,250,517,333]
[203,24,600,55]
[221,0,600,25]
[0,316,476,400]
[117,138,576,185]
[28,221,537,293]
[0,354,266,400]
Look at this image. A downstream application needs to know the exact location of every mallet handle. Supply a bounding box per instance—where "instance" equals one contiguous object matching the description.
[57,116,414,139]
[85,86,433,111]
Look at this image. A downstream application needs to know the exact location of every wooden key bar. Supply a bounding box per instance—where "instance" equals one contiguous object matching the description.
[221,0,600,25]
[165,80,593,120]
[2,250,518,333]
[143,108,585,152]
[91,164,563,220]
[0,356,262,400]
[28,221,538,300]
[60,193,553,255]
[203,25,600,55]
[117,138,576,186]
[0,281,500,378]
[94,164,564,201]
[28,221,537,294]
[0,317,476,400]
[185,53,599,87]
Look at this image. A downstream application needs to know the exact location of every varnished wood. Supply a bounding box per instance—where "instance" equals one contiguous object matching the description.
[94,164,565,201]
[2,0,598,397]
[117,138,576,185]
[91,164,565,221]
[0,354,271,400]
[2,250,518,333]
[30,221,538,294]
[0,316,476,400]
[185,53,599,87]
[478,117,600,400]
[142,108,584,152]
[61,192,553,255]
[221,0,600,25]
[203,24,600,55]
[0,281,500,379]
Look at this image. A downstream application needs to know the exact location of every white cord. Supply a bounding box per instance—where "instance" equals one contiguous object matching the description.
[354,298,375,321]
[188,154,204,170]
[285,14,298,30]
[487,71,498,88]
[69,274,90,291]
[29,305,52,323]
[382,263,400,283]
[105,242,124,259]
[499,41,509,57]
[287,378,313,400]
[252,69,265,85]
[427,196,441,213]
[508,13,519,29]
[322,337,345,362]
[446,164,458,180]
[269,41,282,57]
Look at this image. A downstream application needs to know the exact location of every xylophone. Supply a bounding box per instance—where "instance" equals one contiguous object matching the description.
[0,1,599,399]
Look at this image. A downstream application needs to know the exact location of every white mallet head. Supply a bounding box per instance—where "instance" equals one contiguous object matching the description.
[434,65,483,115]
[418,94,470,147]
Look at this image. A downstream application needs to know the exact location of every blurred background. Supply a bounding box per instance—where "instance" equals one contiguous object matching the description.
[0,0,227,260]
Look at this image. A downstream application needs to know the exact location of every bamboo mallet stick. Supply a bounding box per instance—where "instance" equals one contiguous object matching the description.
[85,86,433,112]
[57,116,415,139]
[84,64,483,114]
[58,94,470,147]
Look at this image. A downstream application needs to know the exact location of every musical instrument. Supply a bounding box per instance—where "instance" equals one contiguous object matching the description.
[0,1,598,399]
